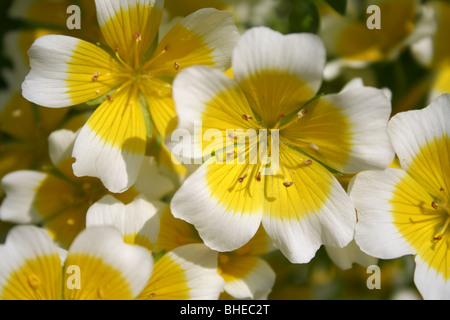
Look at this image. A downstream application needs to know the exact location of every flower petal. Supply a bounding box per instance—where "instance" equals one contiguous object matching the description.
[414,255,450,300]
[388,93,450,199]
[325,240,378,270]
[281,80,395,173]
[0,225,62,300]
[22,35,124,108]
[72,85,147,193]
[95,0,163,66]
[64,226,153,299]
[261,143,356,263]
[219,254,275,299]
[167,65,254,164]
[0,170,47,224]
[137,243,224,300]
[171,161,263,252]
[232,27,326,124]
[350,168,429,259]
[86,195,163,251]
[145,8,239,77]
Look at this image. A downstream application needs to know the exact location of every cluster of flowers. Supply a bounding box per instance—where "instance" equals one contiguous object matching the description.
[0,0,448,300]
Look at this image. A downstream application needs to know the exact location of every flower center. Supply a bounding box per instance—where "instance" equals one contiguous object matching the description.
[431,187,450,242]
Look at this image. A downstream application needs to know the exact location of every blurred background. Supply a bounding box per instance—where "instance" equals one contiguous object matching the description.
[1,0,444,300]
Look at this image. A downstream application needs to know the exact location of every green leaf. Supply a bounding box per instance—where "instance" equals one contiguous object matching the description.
[152,249,167,262]
[325,0,347,15]
[289,0,320,34]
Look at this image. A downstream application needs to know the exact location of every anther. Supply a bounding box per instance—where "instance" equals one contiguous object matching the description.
[297,109,307,119]
[431,200,438,209]
[238,174,247,183]
[106,95,113,102]
[27,274,41,289]
[92,72,100,81]
[242,114,253,121]
[283,181,294,188]
[256,172,261,181]
[95,90,100,95]
[174,61,180,70]
[134,32,142,41]
[304,159,313,165]
[309,142,319,151]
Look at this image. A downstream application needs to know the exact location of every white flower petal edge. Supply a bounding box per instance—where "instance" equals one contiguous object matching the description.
[72,124,144,193]
[224,257,275,300]
[388,93,450,171]
[68,226,153,298]
[133,157,175,201]
[86,194,163,248]
[0,170,47,224]
[21,35,79,108]
[232,26,326,94]
[325,240,378,270]
[327,80,395,173]
[176,8,240,70]
[349,168,416,259]
[414,255,450,300]
[170,164,262,252]
[48,129,77,167]
[167,243,225,300]
[262,174,356,264]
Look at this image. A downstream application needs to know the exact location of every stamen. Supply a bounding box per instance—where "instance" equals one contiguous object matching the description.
[256,172,261,182]
[106,95,113,102]
[91,71,100,81]
[95,90,100,95]
[283,181,294,188]
[115,48,134,72]
[242,114,253,121]
[433,217,450,242]
[304,159,313,165]
[238,174,247,183]
[174,61,180,71]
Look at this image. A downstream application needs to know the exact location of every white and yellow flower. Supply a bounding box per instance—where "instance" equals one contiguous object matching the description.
[349,94,450,299]
[21,0,240,193]
[0,225,153,300]
[86,195,225,300]
[167,27,395,264]
[153,207,276,299]
[0,129,174,248]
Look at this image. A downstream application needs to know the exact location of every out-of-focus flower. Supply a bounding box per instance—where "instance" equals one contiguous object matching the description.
[411,0,450,101]
[167,26,394,264]
[21,0,240,193]
[0,225,153,300]
[0,129,173,248]
[163,0,280,29]
[320,0,435,80]
[350,94,450,299]
[86,195,225,300]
